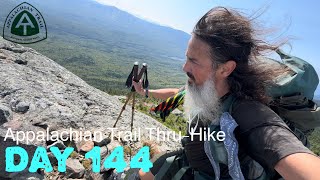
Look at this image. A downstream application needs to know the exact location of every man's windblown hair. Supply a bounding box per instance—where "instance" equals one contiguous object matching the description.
[193,7,286,104]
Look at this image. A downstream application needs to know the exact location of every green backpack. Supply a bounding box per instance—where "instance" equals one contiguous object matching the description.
[268,49,320,134]
[153,50,320,180]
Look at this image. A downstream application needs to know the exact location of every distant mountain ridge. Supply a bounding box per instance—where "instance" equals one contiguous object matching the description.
[30,0,190,59]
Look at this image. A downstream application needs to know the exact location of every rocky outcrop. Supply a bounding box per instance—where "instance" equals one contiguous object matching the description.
[0,37,182,179]
[66,158,86,178]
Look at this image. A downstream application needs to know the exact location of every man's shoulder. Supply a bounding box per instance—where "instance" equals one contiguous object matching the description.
[231,98,286,134]
[232,98,273,117]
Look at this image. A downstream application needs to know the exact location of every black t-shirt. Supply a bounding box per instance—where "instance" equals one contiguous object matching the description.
[184,96,313,178]
[232,99,313,176]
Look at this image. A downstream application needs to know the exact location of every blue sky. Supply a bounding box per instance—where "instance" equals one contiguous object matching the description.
[95,0,320,95]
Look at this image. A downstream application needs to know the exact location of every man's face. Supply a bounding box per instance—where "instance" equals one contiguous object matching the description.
[183,35,215,87]
[183,35,222,125]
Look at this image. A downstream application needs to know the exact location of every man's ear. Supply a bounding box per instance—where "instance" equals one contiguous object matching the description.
[219,60,236,78]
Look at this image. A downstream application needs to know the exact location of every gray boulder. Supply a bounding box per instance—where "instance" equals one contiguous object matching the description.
[15,101,30,113]
[65,158,85,178]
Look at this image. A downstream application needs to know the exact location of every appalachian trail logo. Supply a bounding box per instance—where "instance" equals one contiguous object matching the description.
[3,2,47,44]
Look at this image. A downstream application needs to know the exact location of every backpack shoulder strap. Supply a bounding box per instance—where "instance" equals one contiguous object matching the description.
[154,155,177,180]
[172,166,191,180]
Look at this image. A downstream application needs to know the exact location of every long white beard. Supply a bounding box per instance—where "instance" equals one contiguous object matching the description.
[184,78,221,126]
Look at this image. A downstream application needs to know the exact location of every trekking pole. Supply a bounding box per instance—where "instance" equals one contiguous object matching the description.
[111,62,139,134]
[131,92,135,132]
[130,63,147,132]
[111,62,148,160]
[112,62,148,131]
[112,91,133,128]
[129,61,139,132]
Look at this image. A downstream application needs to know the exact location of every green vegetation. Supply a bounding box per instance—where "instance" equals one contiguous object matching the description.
[25,33,186,95]
[309,128,320,155]
[311,100,320,155]
[120,96,187,134]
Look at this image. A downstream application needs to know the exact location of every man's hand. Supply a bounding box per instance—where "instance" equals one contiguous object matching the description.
[132,79,145,96]
[139,170,155,180]
[131,80,180,100]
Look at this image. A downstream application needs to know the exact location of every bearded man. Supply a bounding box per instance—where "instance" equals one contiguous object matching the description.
[133,7,320,180]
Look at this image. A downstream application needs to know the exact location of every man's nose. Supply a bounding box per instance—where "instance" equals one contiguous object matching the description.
[183,61,190,73]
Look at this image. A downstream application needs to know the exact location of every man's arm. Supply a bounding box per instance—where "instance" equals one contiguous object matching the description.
[275,153,320,180]
[147,88,180,100]
[132,80,180,100]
